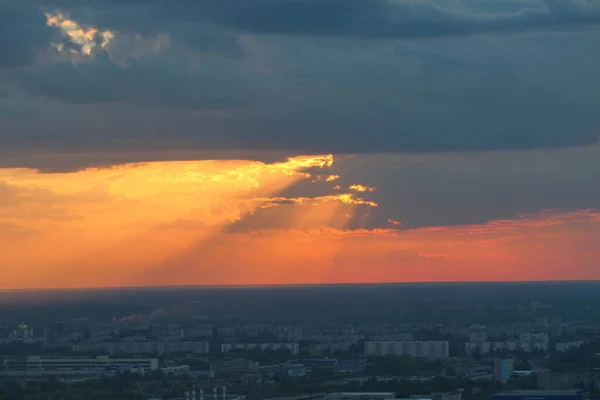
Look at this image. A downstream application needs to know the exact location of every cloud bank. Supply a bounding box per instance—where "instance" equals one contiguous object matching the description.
[0,0,599,160]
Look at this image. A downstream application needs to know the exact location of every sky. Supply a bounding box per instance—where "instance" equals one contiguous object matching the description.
[1,0,600,289]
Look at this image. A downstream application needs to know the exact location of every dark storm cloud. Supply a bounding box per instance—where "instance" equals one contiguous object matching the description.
[221,146,600,232]
[0,5,58,68]
[198,0,600,39]
[46,0,600,39]
[0,0,600,163]
[1,82,599,165]
[3,0,596,71]
[39,0,247,59]
[338,149,600,229]
[179,29,244,59]
[6,53,248,109]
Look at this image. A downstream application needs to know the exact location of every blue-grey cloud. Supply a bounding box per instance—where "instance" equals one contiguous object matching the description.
[0,0,599,165]
[339,148,600,229]
[47,0,600,39]
[0,5,58,68]
[6,52,248,109]
[200,0,600,38]
[3,0,597,71]
[222,145,600,231]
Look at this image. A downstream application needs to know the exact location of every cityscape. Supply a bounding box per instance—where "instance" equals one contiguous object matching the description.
[3,0,600,399]
[1,283,600,399]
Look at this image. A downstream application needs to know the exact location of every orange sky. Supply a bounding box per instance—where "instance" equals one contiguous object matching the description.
[2,1,600,291]
[2,155,600,289]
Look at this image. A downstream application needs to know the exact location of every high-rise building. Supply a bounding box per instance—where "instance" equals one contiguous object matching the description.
[494,358,514,383]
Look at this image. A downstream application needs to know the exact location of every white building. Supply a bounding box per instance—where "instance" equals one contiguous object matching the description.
[221,343,300,354]
[210,358,259,373]
[302,335,364,344]
[466,330,549,355]
[7,355,158,372]
[465,340,548,355]
[1,323,44,344]
[364,341,449,358]
[555,340,586,353]
[74,341,210,355]
[370,333,414,342]
[310,342,354,355]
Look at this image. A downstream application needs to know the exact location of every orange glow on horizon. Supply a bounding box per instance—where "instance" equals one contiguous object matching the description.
[1,156,600,290]
[0,155,380,289]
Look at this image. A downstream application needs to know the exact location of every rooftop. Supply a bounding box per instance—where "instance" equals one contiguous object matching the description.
[493,391,584,396]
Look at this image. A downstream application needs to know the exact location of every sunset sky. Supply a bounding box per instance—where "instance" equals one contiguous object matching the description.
[1,0,600,289]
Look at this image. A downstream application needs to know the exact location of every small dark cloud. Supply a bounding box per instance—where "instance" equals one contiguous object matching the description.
[225,199,375,233]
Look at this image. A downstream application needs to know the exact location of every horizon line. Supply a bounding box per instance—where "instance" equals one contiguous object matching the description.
[2,279,600,293]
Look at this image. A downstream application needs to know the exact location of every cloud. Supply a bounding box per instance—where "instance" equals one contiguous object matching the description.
[224,194,377,233]
[3,152,600,288]
[0,155,381,287]
[0,5,60,68]
[3,66,598,158]
[2,1,600,289]
[342,146,600,229]
[349,184,375,193]
[45,11,115,56]
[132,209,600,288]
[49,0,600,40]
[6,54,250,108]
[0,0,600,161]
[200,0,600,38]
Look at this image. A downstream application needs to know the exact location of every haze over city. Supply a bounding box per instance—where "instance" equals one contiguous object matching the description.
[2,0,600,289]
